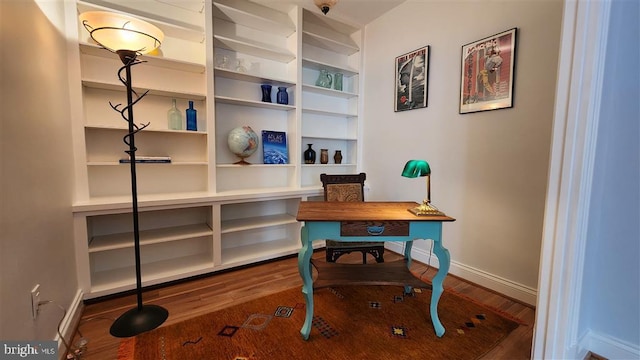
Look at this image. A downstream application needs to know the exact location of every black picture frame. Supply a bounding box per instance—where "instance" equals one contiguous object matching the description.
[395,45,430,112]
[459,28,517,114]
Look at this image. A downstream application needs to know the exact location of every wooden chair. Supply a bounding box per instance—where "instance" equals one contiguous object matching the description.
[321,173,385,264]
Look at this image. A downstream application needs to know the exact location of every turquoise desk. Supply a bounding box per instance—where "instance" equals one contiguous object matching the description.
[296,201,455,340]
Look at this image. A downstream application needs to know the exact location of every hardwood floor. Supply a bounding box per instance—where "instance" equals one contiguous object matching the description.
[68,250,535,359]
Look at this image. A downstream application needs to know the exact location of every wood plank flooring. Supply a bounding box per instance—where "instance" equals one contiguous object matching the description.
[68,250,535,359]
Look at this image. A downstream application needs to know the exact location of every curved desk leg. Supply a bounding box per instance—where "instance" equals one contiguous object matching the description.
[297,225,313,340]
[431,239,450,337]
[403,240,415,294]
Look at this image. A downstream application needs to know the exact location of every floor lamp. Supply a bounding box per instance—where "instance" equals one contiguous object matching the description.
[79,11,169,338]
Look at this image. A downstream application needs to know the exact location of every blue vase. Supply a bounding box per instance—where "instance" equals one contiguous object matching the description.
[186,101,197,131]
[261,84,272,103]
[276,87,288,105]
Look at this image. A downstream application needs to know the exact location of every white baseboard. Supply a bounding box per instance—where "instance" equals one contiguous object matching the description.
[54,289,84,359]
[386,242,538,305]
[578,329,640,360]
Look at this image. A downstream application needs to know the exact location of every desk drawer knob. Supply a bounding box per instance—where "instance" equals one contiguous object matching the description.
[367,225,385,235]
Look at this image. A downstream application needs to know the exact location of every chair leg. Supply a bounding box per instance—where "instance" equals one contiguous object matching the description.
[326,248,346,263]
[371,248,385,263]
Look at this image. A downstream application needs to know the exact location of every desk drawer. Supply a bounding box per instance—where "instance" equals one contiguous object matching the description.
[340,221,409,237]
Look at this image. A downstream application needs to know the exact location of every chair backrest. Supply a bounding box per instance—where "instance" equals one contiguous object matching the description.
[320,173,366,202]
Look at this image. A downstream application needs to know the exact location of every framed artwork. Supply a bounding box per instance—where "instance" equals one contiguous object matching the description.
[459,28,517,114]
[395,45,430,112]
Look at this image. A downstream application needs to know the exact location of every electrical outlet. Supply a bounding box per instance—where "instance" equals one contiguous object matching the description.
[31,284,40,319]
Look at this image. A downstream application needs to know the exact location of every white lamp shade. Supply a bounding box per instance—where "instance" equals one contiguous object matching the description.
[79,11,163,54]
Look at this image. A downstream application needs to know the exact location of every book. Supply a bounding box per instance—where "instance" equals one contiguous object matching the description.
[119,155,171,164]
[261,131,288,164]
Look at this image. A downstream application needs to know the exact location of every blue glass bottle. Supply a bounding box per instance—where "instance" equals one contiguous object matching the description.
[276,87,288,105]
[186,101,197,131]
[261,84,272,103]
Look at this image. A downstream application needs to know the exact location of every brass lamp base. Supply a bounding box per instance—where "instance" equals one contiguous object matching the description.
[408,201,445,216]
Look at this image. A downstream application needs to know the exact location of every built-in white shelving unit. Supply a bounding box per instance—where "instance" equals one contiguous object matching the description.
[69,0,362,299]
[300,8,362,186]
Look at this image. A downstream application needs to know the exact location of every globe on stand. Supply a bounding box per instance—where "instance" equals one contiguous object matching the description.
[227,126,259,165]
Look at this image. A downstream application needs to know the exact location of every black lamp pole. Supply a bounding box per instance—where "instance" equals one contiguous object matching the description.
[109,50,168,338]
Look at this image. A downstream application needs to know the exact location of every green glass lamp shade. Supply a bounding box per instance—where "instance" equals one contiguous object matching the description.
[402,160,431,178]
[401,159,444,216]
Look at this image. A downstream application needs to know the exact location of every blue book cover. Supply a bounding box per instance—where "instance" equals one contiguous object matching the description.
[262,130,288,164]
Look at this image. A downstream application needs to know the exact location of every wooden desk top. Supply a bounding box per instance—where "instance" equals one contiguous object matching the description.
[296,201,456,222]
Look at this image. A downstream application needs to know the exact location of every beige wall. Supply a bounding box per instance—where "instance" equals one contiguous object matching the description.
[0,0,78,340]
[362,0,563,301]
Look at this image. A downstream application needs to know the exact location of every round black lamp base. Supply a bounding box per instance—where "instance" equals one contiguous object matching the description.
[109,304,169,338]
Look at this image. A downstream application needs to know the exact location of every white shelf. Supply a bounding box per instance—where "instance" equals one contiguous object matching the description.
[87,161,208,166]
[214,68,295,86]
[79,43,206,72]
[82,79,206,100]
[221,239,325,268]
[214,35,295,63]
[302,58,358,76]
[302,163,356,167]
[302,84,358,99]
[216,163,295,168]
[215,95,295,110]
[84,124,208,135]
[302,135,357,141]
[221,238,299,264]
[303,107,357,118]
[221,213,297,233]
[213,0,295,37]
[90,253,214,294]
[302,8,359,55]
[302,31,359,56]
[89,223,213,252]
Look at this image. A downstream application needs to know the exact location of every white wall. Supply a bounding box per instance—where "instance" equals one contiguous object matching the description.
[0,0,79,343]
[362,0,563,303]
[579,0,640,355]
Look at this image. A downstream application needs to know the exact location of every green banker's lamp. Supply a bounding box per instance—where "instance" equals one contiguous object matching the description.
[401,160,445,216]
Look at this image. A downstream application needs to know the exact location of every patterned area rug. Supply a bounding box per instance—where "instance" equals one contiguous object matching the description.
[118,286,523,360]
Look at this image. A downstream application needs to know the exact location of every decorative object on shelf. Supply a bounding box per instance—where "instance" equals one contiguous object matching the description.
[79,10,168,338]
[315,69,332,89]
[262,130,288,164]
[119,155,171,164]
[320,149,329,164]
[333,73,343,91]
[167,98,182,130]
[304,144,316,164]
[186,100,197,131]
[460,28,517,114]
[401,159,445,216]
[395,45,430,112]
[261,84,272,102]
[249,61,260,74]
[314,0,337,14]
[333,150,342,164]
[235,58,247,72]
[227,126,259,165]
[215,55,228,69]
[276,87,289,105]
